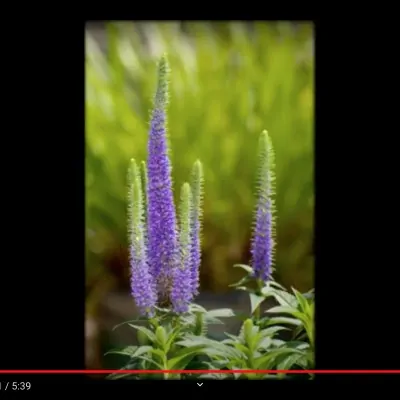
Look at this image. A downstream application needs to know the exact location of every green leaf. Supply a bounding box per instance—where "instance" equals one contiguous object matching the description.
[263,316,302,327]
[309,301,315,319]
[255,347,304,369]
[271,339,286,347]
[149,348,167,367]
[107,369,138,380]
[106,360,140,380]
[203,316,224,325]
[167,345,205,370]
[229,275,251,288]
[292,324,305,339]
[233,342,251,357]
[172,344,206,358]
[266,305,297,314]
[253,352,278,369]
[292,288,309,313]
[201,347,229,359]
[112,318,145,331]
[258,337,273,350]
[233,264,253,274]
[303,288,315,301]
[285,341,310,350]
[253,326,288,351]
[235,286,252,292]
[242,318,255,343]
[260,286,281,298]
[137,329,151,345]
[244,372,265,380]
[295,332,308,341]
[135,355,164,370]
[277,353,306,370]
[193,312,208,336]
[249,293,265,314]
[259,326,289,337]
[206,308,235,320]
[189,303,207,313]
[271,290,298,307]
[165,326,184,353]
[155,326,167,349]
[224,332,239,341]
[266,307,311,339]
[128,324,156,342]
[105,346,138,357]
[132,345,153,358]
[267,280,286,291]
[179,335,241,359]
[306,348,315,367]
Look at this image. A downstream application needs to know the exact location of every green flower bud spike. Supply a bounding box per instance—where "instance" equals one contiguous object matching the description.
[170,182,193,312]
[189,159,204,295]
[140,160,149,246]
[154,53,170,110]
[127,158,156,315]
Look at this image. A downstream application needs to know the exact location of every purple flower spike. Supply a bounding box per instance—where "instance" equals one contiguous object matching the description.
[146,54,179,304]
[250,131,276,282]
[127,159,156,317]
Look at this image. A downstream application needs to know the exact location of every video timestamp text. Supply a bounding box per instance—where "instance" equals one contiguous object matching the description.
[0,382,31,390]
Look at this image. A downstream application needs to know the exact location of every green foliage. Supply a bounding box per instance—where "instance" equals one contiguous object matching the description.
[106,305,236,380]
[229,264,315,378]
[107,287,314,380]
[262,287,315,349]
[85,21,314,291]
[260,287,315,377]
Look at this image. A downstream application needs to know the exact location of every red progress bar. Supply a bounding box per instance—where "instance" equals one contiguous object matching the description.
[0,370,400,374]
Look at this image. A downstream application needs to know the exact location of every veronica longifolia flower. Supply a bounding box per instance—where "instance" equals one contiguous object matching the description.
[127,159,156,316]
[250,131,276,282]
[171,183,193,313]
[146,54,179,304]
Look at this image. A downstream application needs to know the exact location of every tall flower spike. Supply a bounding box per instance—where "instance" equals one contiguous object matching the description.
[127,159,156,316]
[140,160,149,249]
[189,159,204,296]
[250,131,276,282]
[146,54,179,304]
[171,182,193,313]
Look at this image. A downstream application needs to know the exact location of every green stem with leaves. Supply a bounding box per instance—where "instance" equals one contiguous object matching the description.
[253,278,263,324]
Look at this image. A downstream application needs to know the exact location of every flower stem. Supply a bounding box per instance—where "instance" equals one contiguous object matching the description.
[253,279,263,324]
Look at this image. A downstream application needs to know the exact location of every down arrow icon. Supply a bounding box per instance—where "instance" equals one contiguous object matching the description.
[197,383,203,386]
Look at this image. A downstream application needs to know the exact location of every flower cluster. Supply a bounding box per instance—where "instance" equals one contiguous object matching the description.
[128,55,276,317]
[110,49,317,381]
[128,55,204,316]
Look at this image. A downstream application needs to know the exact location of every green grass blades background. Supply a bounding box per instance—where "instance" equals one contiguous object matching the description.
[85,21,314,305]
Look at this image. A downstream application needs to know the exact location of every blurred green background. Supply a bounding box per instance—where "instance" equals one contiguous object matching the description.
[85,21,314,368]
